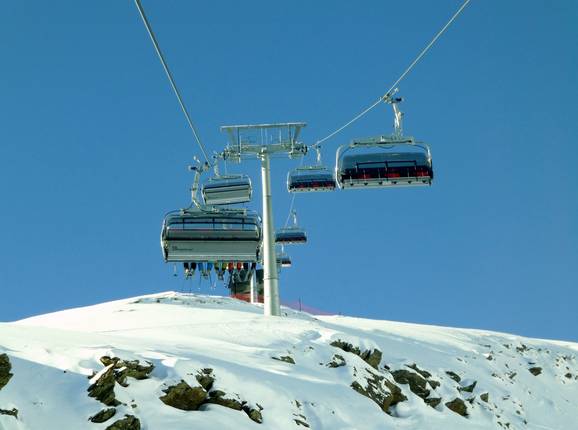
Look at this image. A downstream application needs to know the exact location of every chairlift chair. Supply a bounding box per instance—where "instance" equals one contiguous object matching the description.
[336,138,433,189]
[287,167,336,192]
[287,146,336,192]
[275,211,307,245]
[275,229,307,244]
[335,94,433,189]
[276,249,292,268]
[161,208,262,263]
[201,174,252,205]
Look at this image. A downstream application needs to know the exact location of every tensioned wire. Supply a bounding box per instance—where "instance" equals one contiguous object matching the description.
[285,0,470,231]
[134,0,211,165]
[134,0,470,230]
[314,0,471,147]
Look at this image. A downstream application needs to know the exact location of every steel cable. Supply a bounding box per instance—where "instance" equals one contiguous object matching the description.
[315,0,471,147]
[134,0,211,165]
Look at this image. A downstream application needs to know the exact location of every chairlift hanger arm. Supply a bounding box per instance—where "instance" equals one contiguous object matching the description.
[187,160,211,208]
[314,0,471,146]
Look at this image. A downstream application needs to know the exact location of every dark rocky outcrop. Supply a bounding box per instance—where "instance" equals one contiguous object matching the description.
[0,408,18,418]
[195,368,215,391]
[391,369,431,399]
[100,356,154,387]
[529,367,542,376]
[159,380,207,411]
[158,370,264,424]
[88,366,121,407]
[445,398,468,417]
[207,391,263,423]
[206,390,243,410]
[90,408,117,423]
[330,341,382,369]
[458,381,477,393]
[208,389,227,399]
[363,350,383,370]
[105,415,141,430]
[243,404,263,424]
[88,356,153,408]
[406,363,431,379]
[516,344,529,353]
[445,371,461,383]
[424,397,442,408]
[351,369,406,414]
[294,418,310,427]
[480,392,489,403]
[327,354,346,368]
[0,354,13,391]
[272,355,295,364]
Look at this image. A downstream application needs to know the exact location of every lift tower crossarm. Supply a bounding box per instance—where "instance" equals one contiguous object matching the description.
[220,123,307,163]
[217,122,308,317]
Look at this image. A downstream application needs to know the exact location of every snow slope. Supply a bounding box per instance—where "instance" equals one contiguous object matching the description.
[1,292,577,429]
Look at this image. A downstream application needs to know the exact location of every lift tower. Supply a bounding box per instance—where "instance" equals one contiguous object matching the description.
[220,123,307,316]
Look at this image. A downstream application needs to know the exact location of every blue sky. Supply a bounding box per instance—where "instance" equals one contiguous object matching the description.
[1,1,576,341]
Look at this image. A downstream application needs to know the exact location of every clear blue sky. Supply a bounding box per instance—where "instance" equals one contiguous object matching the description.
[1,1,577,341]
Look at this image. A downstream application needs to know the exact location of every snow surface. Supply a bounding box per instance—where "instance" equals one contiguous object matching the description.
[1,291,577,429]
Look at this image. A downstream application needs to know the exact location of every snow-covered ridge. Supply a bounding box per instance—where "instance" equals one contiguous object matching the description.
[1,292,577,429]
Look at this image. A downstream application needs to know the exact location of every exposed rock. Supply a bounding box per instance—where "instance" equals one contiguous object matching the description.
[424,397,442,408]
[209,389,227,399]
[327,354,346,368]
[564,373,573,379]
[105,414,141,430]
[351,370,406,414]
[0,354,13,391]
[516,344,529,353]
[480,392,489,403]
[391,369,430,399]
[458,381,477,393]
[446,371,461,383]
[159,380,207,411]
[361,349,383,370]
[330,340,382,369]
[407,363,431,379]
[272,355,295,364]
[178,371,266,423]
[206,393,243,410]
[90,408,117,423]
[0,408,18,418]
[445,398,468,417]
[529,367,542,376]
[242,405,263,423]
[294,418,310,427]
[195,368,215,391]
[88,366,121,407]
[331,340,362,356]
[100,356,154,386]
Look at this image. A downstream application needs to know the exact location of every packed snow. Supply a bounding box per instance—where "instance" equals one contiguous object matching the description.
[1,292,577,429]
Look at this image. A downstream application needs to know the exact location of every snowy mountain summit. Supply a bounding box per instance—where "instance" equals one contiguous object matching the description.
[1,292,577,430]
